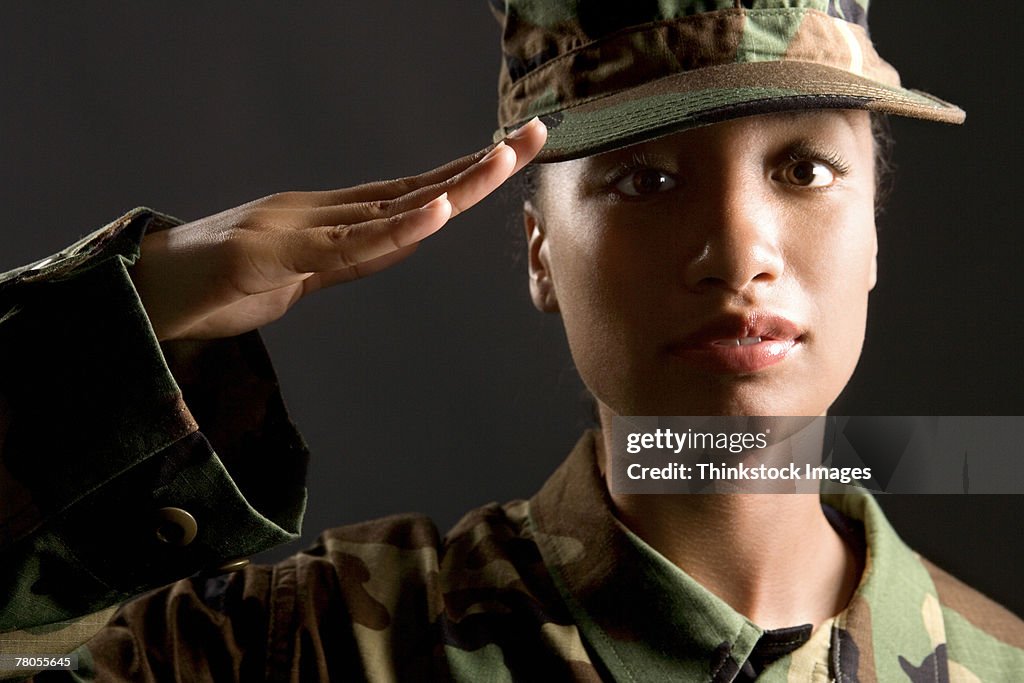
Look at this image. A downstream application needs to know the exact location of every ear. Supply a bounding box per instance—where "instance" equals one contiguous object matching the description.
[524,201,559,313]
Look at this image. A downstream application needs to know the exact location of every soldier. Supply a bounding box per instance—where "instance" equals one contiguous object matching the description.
[2,1,1022,681]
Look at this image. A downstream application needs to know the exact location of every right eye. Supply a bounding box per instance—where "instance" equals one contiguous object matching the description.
[614,168,678,197]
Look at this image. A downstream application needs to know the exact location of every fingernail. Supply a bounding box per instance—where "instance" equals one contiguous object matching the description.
[481,141,507,163]
[423,192,449,209]
[506,117,541,140]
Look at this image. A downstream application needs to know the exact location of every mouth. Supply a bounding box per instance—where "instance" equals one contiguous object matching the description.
[666,312,804,374]
[712,337,766,347]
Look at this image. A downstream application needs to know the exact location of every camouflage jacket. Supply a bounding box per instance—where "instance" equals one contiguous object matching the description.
[2,211,1023,681]
[55,432,1024,682]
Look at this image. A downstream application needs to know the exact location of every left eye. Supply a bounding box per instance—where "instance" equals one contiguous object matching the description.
[614,169,678,196]
[775,160,836,188]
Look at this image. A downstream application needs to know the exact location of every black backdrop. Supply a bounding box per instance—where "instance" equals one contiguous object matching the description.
[3,3,1021,617]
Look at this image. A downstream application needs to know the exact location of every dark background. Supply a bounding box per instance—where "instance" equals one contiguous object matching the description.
[2,3,1021,617]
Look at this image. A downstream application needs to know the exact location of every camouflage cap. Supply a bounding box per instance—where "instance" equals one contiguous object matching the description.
[491,0,966,162]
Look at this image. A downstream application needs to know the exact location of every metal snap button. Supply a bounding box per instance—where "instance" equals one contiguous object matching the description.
[155,507,198,546]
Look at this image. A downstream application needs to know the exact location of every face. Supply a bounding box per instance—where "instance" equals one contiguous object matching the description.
[525,110,878,417]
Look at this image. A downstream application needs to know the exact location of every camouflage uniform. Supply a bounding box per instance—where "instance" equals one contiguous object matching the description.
[2,212,1022,681]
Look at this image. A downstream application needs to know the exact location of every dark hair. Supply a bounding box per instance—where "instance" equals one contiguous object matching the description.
[869,111,895,215]
[519,112,896,216]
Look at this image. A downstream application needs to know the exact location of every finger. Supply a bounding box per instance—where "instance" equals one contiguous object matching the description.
[301,243,420,295]
[306,140,515,227]
[344,118,546,218]
[304,117,551,227]
[390,118,545,218]
[305,145,496,208]
[503,117,548,175]
[276,193,452,274]
[291,118,547,216]
[443,143,516,218]
[334,117,544,205]
[345,117,547,222]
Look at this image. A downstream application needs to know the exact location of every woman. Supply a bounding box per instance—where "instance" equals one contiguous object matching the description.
[1,1,1021,681]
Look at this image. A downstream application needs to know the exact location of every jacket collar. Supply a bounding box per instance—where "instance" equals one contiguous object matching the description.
[528,430,947,681]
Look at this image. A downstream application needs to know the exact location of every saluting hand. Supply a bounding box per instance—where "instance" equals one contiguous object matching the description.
[130,118,546,341]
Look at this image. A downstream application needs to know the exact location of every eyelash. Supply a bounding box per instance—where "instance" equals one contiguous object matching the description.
[786,147,851,176]
[607,152,660,184]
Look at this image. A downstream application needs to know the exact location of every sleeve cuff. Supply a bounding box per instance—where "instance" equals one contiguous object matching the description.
[0,208,309,632]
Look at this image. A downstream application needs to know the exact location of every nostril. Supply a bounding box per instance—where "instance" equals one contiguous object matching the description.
[683,239,784,293]
[690,275,731,294]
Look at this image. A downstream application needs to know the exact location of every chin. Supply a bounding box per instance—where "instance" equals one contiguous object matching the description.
[602,380,836,417]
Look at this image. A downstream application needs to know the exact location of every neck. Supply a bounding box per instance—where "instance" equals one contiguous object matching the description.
[599,412,862,631]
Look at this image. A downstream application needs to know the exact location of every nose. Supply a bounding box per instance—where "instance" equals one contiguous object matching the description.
[681,185,785,294]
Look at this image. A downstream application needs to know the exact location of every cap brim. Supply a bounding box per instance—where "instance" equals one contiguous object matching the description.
[524,60,964,162]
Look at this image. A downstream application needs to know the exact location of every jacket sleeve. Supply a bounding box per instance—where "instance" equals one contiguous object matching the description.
[0,208,309,669]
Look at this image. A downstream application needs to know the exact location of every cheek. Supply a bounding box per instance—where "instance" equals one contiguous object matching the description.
[544,216,642,368]
[548,204,671,299]
[546,223,617,338]
[805,214,876,305]
[795,208,877,381]
[544,210,683,415]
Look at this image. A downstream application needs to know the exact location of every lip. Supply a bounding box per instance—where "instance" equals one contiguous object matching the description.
[666,311,804,374]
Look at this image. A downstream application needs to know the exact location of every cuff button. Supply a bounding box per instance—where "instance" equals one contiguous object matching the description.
[155,507,198,546]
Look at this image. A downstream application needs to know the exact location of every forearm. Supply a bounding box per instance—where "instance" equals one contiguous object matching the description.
[0,209,307,654]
